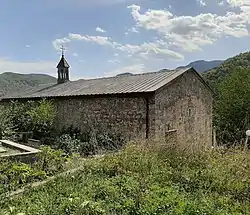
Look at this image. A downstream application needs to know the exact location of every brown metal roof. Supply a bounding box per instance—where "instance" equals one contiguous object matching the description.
[1,68,195,100]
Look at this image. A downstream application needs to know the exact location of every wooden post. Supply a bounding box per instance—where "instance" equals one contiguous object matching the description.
[213,127,217,148]
[244,136,249,151]
[244,130,250,151]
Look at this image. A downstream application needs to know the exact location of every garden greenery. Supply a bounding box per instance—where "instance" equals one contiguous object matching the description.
[215,68,250,145]
[1,143,250,214]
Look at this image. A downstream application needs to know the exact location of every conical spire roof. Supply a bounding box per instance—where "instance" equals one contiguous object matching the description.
[56,55,70,68]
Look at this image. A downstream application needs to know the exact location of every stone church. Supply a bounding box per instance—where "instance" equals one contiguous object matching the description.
[1,54,213,146]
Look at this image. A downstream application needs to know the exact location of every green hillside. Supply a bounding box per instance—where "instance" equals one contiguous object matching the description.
[0,72,56,97]
[203,51,250,89]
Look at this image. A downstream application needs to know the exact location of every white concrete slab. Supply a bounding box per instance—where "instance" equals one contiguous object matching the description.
[0,140,40,153]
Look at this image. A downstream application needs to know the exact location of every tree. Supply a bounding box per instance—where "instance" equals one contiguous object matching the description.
[2,99,57,140]
[27,99,57,139]
[215,68,250,145]
[0,105,14,139]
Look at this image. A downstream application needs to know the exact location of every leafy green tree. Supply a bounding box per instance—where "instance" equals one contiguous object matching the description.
[215,67,250,145]
[7,100,35,132]
[27,99,56,139]
[2,99,56,140]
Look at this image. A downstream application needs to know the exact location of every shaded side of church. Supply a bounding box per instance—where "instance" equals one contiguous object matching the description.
[0,54,214,146]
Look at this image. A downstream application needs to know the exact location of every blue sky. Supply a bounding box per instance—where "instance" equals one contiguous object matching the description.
[0,0,249,80]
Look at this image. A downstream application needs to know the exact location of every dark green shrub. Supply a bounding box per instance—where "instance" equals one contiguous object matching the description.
[215,68,250,145]
[36,146,69,175]
[78,141,97,156]
[58,125,126,156]
[0,159,47,193]
[55,134,80,156]
[60,125,82,140]
[97,132,125,151]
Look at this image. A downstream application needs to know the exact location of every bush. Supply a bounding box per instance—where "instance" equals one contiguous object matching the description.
[58,125,126,156]
[0,159,46,194]
[55,134,80,156]
[0,146,71,195]
[60,125,82,140]
[36,146,69,175]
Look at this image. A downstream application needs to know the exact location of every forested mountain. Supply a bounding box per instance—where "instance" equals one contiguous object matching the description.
[203,52,250,89]
[0,72,56,97]
[177,60,223,73]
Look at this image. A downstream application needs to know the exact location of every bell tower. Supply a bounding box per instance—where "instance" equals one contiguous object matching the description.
[56,45,70,84]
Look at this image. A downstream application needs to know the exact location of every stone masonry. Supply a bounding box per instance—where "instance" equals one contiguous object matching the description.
[54,95,151,140]
[0,68,213,146]
[154,69,213,147]
[52,69,213,146]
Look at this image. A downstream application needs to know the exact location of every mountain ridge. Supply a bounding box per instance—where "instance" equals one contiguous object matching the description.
[202,51,250,89]
[1,52,249,97]
[0,72,56,97]
[176,60,224,73]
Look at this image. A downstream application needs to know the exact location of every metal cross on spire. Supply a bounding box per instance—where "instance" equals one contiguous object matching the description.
[60,44,66,56]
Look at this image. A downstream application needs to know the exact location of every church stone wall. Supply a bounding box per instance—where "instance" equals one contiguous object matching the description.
[0,70,213,146]
[154,70,213,147]
[53,95,152,140]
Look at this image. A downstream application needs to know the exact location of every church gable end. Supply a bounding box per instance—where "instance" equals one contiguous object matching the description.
[154,68,213,147]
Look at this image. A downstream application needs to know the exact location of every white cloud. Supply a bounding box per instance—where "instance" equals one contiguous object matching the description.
[218,1,225,6]
[130,27,139,33]
[52,1,250,70]
[52,34,116,51]
[127,4,250,52]
[227,0,250,17]
[117,42,184,60]
[96,27,106,33]
[52,37,71,51]
[72,53,78,57]
[108,59,120,64]
[197,0,207,6]
[25,45,31,48]
[69,33,115,46]
[125,27,139,35]
[0,58,56,76]
[53,32,184,61]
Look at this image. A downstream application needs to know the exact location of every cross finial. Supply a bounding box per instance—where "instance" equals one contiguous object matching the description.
[60,44,66,56]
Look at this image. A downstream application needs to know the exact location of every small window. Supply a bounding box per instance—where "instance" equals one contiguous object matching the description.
[188,108,191,117]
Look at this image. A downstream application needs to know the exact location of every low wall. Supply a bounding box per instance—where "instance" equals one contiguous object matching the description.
[0,140,40,163]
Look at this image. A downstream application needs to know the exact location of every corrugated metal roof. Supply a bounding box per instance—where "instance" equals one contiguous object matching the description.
[1,68,192,99]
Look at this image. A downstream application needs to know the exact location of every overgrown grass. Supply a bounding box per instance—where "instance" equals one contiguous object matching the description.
[0,146,84,196]
[1,141,250,214]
